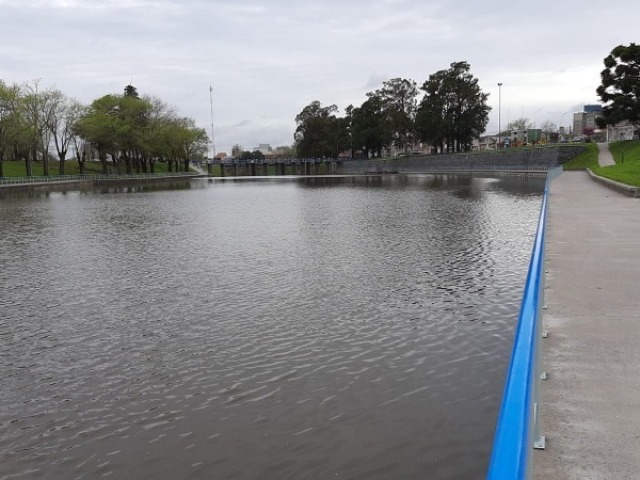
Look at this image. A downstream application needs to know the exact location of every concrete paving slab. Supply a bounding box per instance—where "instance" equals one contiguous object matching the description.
[533,171,640,480]
[597,142,616,166]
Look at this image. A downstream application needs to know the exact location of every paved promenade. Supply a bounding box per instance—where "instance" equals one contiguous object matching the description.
[533,171,640,479]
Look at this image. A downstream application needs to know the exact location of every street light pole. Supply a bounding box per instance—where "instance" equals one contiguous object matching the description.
[558,111,570,143]
[497,83,503,150]
[209,85,215,160]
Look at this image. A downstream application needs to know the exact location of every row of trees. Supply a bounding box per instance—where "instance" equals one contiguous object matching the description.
[296,46,640,159]
[294,61,492,158]
[0,81,208,177]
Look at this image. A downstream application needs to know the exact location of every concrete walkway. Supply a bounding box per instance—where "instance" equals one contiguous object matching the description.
[597,142,616,166]
[533,171,640,480]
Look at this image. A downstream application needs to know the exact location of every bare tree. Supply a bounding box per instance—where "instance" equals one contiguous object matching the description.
[22,80,55,176]
[44,91,84,175]
[507,117,533,131]
[540,120,558,143]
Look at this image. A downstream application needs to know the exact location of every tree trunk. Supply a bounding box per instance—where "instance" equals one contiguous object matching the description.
[78,150,86,175]
[124,152,132,175]
[59,152,66,176]
[99,150,108,174]
[114,154,121,175]
[26,147,35,176]
[43,147,49,176]
[140,154,148,174]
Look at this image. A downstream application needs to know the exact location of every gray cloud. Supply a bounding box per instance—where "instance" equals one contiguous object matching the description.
[2,0,638,153]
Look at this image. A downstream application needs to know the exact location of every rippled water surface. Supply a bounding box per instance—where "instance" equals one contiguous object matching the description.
[0,175,544,479]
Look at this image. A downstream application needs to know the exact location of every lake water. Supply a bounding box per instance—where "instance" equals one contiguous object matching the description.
[0,174,544,479]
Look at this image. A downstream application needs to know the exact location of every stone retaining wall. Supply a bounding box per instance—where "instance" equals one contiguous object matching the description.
[586,169,640,197]
[338,145,586,174]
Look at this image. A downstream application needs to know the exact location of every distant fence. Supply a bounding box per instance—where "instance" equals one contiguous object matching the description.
[0,172,202,187]
[341,162,551,174]
[486,166,562,479]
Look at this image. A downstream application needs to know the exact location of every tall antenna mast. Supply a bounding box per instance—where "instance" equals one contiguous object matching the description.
[209,85,216,159]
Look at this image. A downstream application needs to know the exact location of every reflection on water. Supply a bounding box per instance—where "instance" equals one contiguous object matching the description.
[0,180,201,200]
[95,179,200,194]
[0,175,542,479]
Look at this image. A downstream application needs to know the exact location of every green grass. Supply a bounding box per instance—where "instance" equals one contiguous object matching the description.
[562,143,599,170]
[1,159,172,177]
[592,140,640,187]
[561,140,640,187]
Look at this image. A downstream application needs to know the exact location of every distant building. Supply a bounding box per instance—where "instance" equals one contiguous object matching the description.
[573,105,602,139]
[472,135,499,151]
[253,144,273,155]
[231,144,243,158]
[607,120,636,142]
[511,129,542,145]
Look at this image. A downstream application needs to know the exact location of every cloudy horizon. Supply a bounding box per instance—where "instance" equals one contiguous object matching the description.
[2,0,638,155]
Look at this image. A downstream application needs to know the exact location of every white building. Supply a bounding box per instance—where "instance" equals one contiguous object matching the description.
[606,121,637,142]
[253,144,273,155]
[472,135,499,151]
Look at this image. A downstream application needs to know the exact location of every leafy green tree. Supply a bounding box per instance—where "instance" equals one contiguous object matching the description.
[379,78,418,153]
[161,116,208,172]
[181,121,208,170]
[0,80,22,177]
[74,94,121,173]
[327,115,351,158]
[124,84,139,98]
[0,80,208,176]
[596,43,640,133]
[416,61,490,153]
[115,93,153,174]
[237,150,265,160]
[294,100,342,158]
[143,96,177,173]
[350,93,390,158]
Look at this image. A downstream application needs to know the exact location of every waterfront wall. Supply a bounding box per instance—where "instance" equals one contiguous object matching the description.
[0,173,205,192]
[337,146,586,174]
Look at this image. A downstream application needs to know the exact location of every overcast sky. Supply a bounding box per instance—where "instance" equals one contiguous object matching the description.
[2,0,638,155]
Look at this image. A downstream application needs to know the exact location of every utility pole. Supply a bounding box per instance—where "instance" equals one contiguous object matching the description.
[214,85,216,160]
[497,83,503,150]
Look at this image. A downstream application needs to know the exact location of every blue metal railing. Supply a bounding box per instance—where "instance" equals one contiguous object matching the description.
[487,166,561,479]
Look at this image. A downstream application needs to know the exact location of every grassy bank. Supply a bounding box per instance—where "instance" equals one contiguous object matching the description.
[563,140,640,187]
[1,159,173,177]
[562,142,599,170]
[595,140,640,187]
